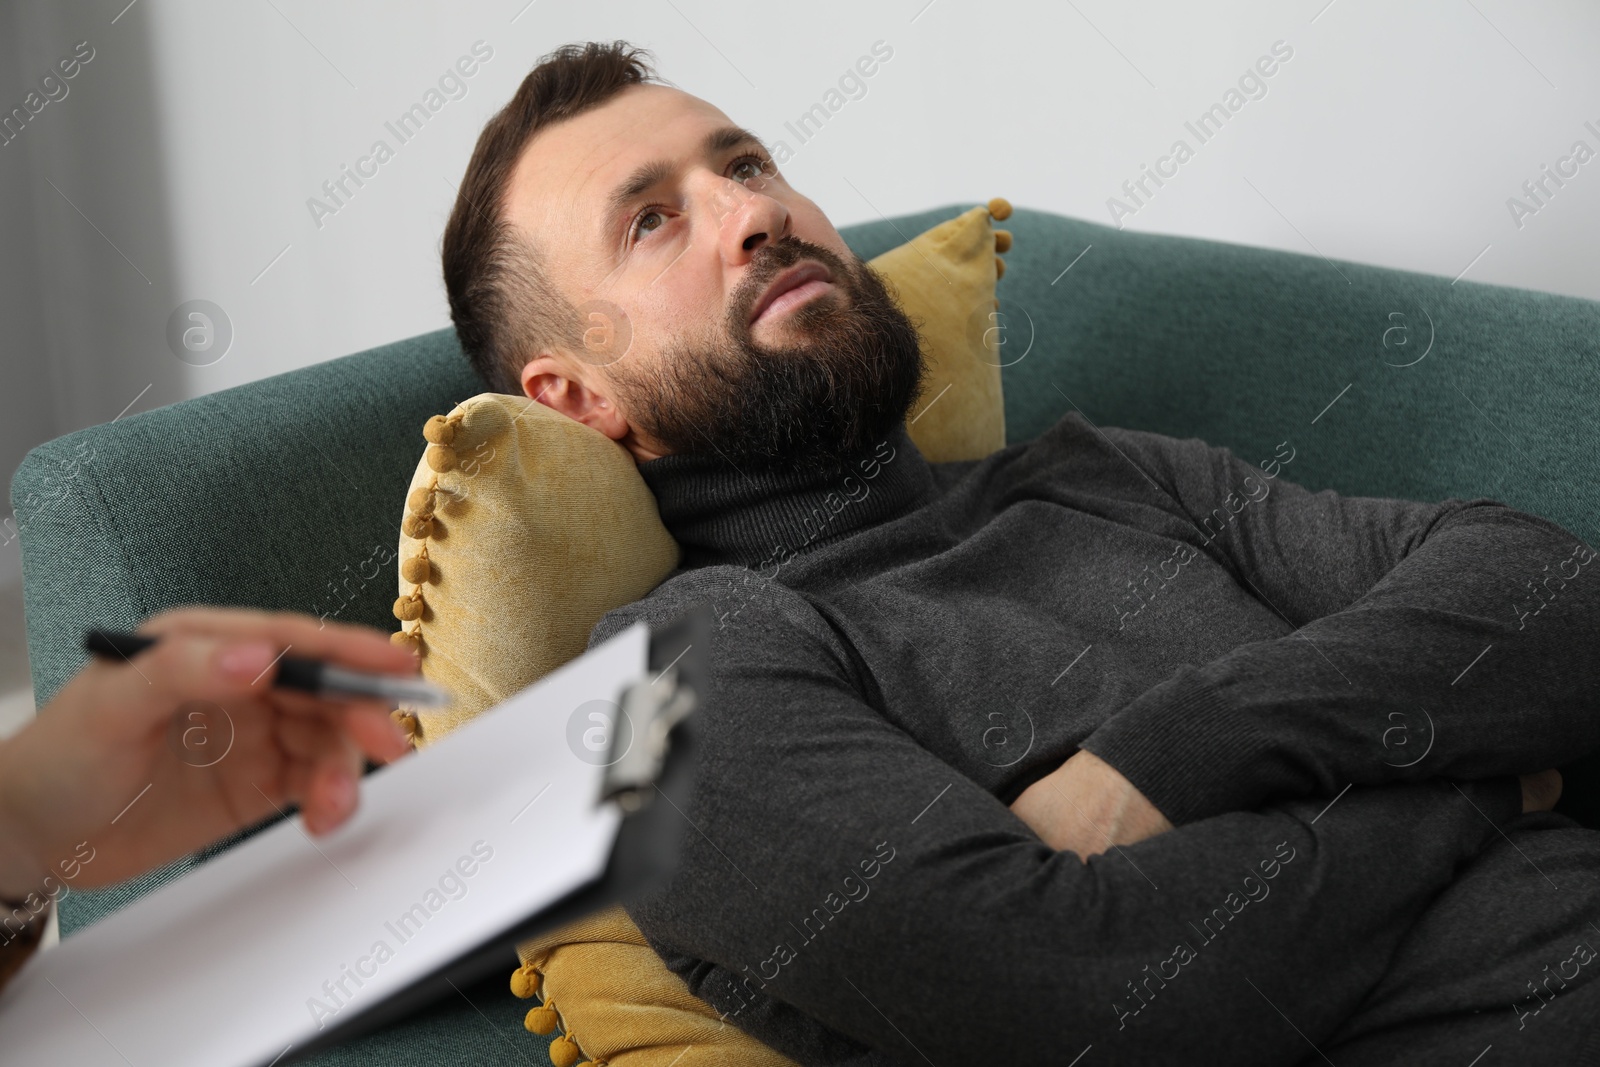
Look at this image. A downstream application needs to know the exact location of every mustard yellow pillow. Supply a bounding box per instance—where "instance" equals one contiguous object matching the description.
[388,392,680,738]
[875,200,1010,462]
[392,199,1015,1064]
[510,905,798,1067]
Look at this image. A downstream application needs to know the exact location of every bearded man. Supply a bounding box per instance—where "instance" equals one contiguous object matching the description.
[440,40,1600,1065]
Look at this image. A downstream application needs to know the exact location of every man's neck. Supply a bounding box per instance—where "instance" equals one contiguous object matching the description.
[635,420,938,570]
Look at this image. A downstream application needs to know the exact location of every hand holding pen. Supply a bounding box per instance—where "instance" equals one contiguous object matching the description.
[0,607,452,906]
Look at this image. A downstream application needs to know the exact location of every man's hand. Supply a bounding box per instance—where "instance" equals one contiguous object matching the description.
[0,607,418,902]
[1009,748,1174,860]
[1522,768,1562,813]
[1007,753,1557,862]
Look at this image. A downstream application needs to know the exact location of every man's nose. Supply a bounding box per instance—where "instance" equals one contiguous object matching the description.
[706,175,788,265]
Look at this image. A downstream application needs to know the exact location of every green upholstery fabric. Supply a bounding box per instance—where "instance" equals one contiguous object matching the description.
[12,203,1600,1064]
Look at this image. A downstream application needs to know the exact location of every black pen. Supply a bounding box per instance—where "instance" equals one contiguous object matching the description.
[83,630,452,708]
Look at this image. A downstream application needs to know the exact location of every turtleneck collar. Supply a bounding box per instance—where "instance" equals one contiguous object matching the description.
[636,420,939,571]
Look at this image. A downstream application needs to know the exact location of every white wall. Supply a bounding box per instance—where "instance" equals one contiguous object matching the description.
[3,0,1599,578]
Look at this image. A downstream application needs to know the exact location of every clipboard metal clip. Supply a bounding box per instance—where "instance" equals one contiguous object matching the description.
[601,663,697,813]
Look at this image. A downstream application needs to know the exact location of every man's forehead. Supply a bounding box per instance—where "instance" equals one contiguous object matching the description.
[504,84,734,254]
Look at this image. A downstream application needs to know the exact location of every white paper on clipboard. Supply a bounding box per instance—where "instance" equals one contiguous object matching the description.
[0,619,651,1067]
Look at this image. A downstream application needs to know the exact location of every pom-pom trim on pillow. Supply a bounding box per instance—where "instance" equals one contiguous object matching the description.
[510,963,596,1066]
[386,408,469,747]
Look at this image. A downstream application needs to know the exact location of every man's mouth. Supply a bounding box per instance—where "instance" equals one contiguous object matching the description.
[749,261,834,326]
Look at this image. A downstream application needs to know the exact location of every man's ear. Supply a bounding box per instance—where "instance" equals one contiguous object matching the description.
[520,353,630,442]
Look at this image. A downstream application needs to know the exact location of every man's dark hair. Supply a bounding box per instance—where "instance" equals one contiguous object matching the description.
[442,40,657,394]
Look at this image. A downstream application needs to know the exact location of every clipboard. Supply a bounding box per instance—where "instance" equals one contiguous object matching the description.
[0,603,710,1067]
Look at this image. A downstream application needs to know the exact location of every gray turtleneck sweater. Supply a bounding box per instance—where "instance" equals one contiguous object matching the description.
[585,412,1600,1064]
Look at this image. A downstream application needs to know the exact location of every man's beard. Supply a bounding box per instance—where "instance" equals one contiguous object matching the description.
[609,235,928,477]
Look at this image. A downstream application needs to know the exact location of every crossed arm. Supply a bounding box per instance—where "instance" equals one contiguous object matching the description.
[609,588,1529,1065]
[1018,418,1600,854]
[1009,745,1557,863]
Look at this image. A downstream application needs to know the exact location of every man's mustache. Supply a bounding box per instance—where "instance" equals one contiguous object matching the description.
[729,238,850,332]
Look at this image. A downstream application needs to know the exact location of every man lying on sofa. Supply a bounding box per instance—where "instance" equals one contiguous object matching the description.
[438,40,1600,1064]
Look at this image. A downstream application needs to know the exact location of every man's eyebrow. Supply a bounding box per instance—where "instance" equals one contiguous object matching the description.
[600,125,770,240]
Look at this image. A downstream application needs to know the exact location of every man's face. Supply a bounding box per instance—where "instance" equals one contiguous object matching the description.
[503,83,925,474]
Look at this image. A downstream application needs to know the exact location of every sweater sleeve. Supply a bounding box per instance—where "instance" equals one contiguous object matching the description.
[1072,419,1600,827]
[595,584,1525,1065]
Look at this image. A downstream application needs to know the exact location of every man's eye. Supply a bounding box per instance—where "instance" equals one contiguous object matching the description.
[631,208,666,241]
[731,154,772,183]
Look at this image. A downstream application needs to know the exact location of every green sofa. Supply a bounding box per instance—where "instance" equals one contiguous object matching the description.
[14,202,1600,1064]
